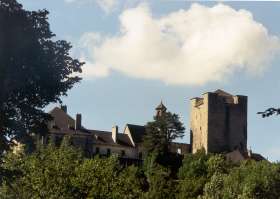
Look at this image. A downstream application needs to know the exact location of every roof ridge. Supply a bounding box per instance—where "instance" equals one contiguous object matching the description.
[214,89,233,96]
[127,123,144,127]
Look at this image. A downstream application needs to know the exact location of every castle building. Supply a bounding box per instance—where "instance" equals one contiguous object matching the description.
[47,102,190,161]
[190,89,247,154]
[40,90,264,163]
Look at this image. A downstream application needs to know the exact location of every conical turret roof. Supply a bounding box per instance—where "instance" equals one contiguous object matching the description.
[156,101,167,111]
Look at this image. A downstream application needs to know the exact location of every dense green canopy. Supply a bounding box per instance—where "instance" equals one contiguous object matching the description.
[143,111,185,155]
[0,0,83,153]
[1,143,280,199]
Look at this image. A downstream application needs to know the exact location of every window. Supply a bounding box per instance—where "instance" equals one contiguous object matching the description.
[107,148,111,156]
[54,136,62,146]
[138,152,142,159]
[121,150,125,157]
[95,147,100,154]
[177,148,182,154]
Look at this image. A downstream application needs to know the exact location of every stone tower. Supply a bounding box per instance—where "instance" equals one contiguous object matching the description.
[155,101,167,117]
[190,89,247,154]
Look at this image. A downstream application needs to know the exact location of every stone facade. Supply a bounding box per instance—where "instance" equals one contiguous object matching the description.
[190,89,247,154]
[13,90,264,162]
[47,102,190,161]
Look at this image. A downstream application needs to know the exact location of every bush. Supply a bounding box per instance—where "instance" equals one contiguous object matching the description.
[1,143,280,199]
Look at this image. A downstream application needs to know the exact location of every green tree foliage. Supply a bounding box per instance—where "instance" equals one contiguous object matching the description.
[258,107,280,118]
[0,139,145,199]
[143,111,185,155]
[143,153,175,199]
[115,166,146,199]
[0,140,83,198]
[221,161,280,199]
[0,0,83,153]
[73,157,145,199]
[1,139,280,199]
[177,151,233,199]
[202,172,225,199]
[177,150,210,199]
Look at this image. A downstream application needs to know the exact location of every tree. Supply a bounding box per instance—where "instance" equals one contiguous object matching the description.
[0,141,146,199]
[177,150,210,199]
[257,108,280,118]
[176,151,233,199]
[0,139,83,199]
[143,109,185,155]
[0,0,83,153]
[143,153,175,199]
[221,160,280,199]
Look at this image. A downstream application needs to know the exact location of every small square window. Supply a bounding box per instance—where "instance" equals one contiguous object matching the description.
[107,148,111,156]
[138,152,143,159]
[177,148,182,154]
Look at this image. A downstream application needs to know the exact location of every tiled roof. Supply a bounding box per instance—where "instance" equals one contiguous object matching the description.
[156,101,167,110]
[126,124,145,144]
[48,107,75,130]
[242,151,266,161]
[250,153,266,161]
[89,130,133,147]
[214,89,233,97]
[226,149,267,162]
[48,107,133,147]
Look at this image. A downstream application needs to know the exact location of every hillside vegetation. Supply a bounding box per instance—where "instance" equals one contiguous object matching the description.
[1,141,279,199]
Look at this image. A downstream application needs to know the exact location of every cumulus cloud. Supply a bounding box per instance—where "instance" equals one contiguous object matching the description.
[81,3,280,85]
[96,0,119,13]
[64,0,118,13]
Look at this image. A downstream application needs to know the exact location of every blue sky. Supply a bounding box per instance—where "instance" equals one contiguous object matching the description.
[18,0,280,161]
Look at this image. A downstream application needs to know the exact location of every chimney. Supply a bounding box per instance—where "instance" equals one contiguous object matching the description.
[75,114,82,130]
[248,147,252,158]
[60,105,67,113]
[112,125,118,143]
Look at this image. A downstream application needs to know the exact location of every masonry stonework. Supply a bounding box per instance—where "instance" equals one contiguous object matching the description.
[190,90,247,154]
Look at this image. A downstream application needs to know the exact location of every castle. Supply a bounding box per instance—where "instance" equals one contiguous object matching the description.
[190,89,247,154]
[44,89,264,162]
[47,101,190,162]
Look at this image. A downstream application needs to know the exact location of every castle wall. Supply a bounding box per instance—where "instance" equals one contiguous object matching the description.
[190,96,208,153]
[227,96,247,151]
[93,144,140,159]
[190,91,247,154]
[207,93,229,153]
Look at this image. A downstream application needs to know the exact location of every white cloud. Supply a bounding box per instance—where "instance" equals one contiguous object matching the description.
[64,0,118,13]
[82,61,110,78]
[81,3,280,85]
[96,0,119,13]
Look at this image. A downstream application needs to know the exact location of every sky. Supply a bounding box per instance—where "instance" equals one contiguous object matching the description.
[17,0,280,161]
